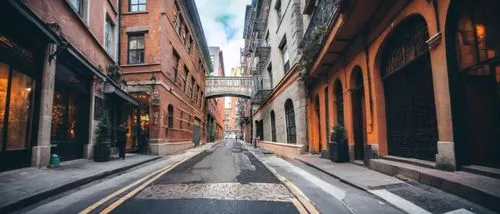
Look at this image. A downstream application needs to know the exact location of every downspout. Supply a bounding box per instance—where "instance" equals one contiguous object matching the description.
[431,0,441,32]
[117,0,121,65]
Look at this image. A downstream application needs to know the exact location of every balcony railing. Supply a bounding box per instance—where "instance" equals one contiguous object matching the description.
[251,78,272,105]
[301,0,345,71]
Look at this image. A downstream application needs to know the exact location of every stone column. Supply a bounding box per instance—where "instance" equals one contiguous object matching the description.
[32,43,57,168]
[84,81,96,159]
[427,33,456,171]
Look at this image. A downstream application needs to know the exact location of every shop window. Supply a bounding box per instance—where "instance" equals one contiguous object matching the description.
[0,63,36,150]
[128,34,145,64]
[285,99,296,144]
[129,0,146,12]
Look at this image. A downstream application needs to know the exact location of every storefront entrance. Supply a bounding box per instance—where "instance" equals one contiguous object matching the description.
[382,16,438,161]
[449,0,500,168]
[51,63,90,162]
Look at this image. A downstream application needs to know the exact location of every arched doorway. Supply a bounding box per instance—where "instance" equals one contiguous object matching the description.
[447,0,500,168]
[334,80,344,126]
[382,15,438,161]
[315,95,322,152]
[352,67,366,160]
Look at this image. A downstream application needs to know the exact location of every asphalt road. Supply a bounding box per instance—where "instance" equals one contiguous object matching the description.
[111,140,300,214]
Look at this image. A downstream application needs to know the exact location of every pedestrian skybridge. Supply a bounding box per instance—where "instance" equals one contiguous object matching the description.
[205,76,253,99]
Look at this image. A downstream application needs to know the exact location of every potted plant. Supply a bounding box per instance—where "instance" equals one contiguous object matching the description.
[329,124,349,162]
[94,109,111,162]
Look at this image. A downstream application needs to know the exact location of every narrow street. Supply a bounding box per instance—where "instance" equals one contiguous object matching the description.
[110,140,299,213]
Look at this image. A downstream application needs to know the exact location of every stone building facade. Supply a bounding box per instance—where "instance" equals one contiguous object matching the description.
[242,0,309,158]
[120,0,211,155]
[304,0,499,170]
[0,0,139,171]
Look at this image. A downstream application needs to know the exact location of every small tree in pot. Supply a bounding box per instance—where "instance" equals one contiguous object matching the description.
[329,124,349,162]
[94,109,111,162]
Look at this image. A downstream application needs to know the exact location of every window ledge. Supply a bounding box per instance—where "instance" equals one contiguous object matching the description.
[123,11,149,15]
[121,63,160,67]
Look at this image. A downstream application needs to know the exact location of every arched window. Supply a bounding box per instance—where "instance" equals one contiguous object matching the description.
[270,110,277,142]
[167,104,174,128]
[285,99,296,144]
[335,80,344,126]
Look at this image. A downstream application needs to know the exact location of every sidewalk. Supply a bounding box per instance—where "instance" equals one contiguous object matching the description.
[0,154,159,213]
[296,154,500,213]
[296,155,404,190]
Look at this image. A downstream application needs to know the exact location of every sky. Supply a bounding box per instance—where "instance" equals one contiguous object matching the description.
[195,0,250,75]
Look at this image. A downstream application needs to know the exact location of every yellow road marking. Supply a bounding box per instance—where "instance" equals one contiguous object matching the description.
[78,163,173,214]
[290,198,308,214]
[99,153,200,214]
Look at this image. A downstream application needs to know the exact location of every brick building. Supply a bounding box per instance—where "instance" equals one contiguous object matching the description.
[304,0,499,170]
[0,0,139,171]
[207,46,225,142]
[119,0,211,155]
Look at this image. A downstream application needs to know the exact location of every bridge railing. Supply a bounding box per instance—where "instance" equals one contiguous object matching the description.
[205,76,254,98]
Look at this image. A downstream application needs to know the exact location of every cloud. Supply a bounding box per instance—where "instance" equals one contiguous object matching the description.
[195,0,250,75]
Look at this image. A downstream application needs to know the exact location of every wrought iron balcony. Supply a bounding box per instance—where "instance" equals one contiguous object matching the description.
[251,78,272,105]
[301,0,345,71]
[251,45,271,75]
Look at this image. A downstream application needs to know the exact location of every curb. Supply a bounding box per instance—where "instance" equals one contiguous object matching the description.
[242,142,319,214]
[294,157,370,192]
[0,156,161,213]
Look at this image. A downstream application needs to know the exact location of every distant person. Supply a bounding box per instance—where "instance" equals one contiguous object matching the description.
[138,127,148,154]
[116,122,128,159]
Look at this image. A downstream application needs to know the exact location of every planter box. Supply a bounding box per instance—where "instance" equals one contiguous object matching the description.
[330,141,349,162]
[93,143,110,162]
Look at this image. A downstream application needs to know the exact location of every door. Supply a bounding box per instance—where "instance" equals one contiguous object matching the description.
[0,62,36,171]
[385,56,438,161]
[352,71,366,160]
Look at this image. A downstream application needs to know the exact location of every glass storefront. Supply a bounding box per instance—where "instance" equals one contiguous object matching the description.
[0,61,36,170]
[50,63,90,161]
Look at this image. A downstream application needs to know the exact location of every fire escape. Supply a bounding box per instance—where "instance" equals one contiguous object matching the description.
[250,0,272,106]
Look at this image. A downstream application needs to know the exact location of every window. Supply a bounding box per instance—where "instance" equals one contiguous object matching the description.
[69,0,86,18]
[267,64,273,88]
[285,99,296,144]
[182,27,188,43]
[198,60,203,74]
[186,75,192,96]
[187,37,193,53]
[129,0,146,12]
[271,110,277,142]
[190,77,195,98]
[105,16,115,57]
[175,15,183,35]
[280,38,290,73]
[128,35,144,64]
[172,50,180,82]
[174,1,181,33]
[182,67,188,91]
[275,0,282,23]
[167,105,174,128]
[193,84,199,104]
[179,111,183,129]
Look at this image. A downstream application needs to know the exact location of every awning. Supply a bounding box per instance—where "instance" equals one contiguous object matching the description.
[104,83,140,106]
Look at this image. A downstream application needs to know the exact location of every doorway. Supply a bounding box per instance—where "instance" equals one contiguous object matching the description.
[382,16,438,161]
[449,0,500,168]
[352,67,366,160]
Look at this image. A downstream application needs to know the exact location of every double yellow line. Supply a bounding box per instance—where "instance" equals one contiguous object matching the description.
[79,151,202,214]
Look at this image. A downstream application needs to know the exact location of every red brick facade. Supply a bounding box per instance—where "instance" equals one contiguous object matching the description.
[120,0,210,151]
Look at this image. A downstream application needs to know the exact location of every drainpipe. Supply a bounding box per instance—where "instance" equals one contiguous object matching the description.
[362,35,374,133]
[117,0,121,65]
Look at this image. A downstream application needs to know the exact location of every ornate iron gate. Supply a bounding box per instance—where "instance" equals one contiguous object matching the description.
[383,16,438,161]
